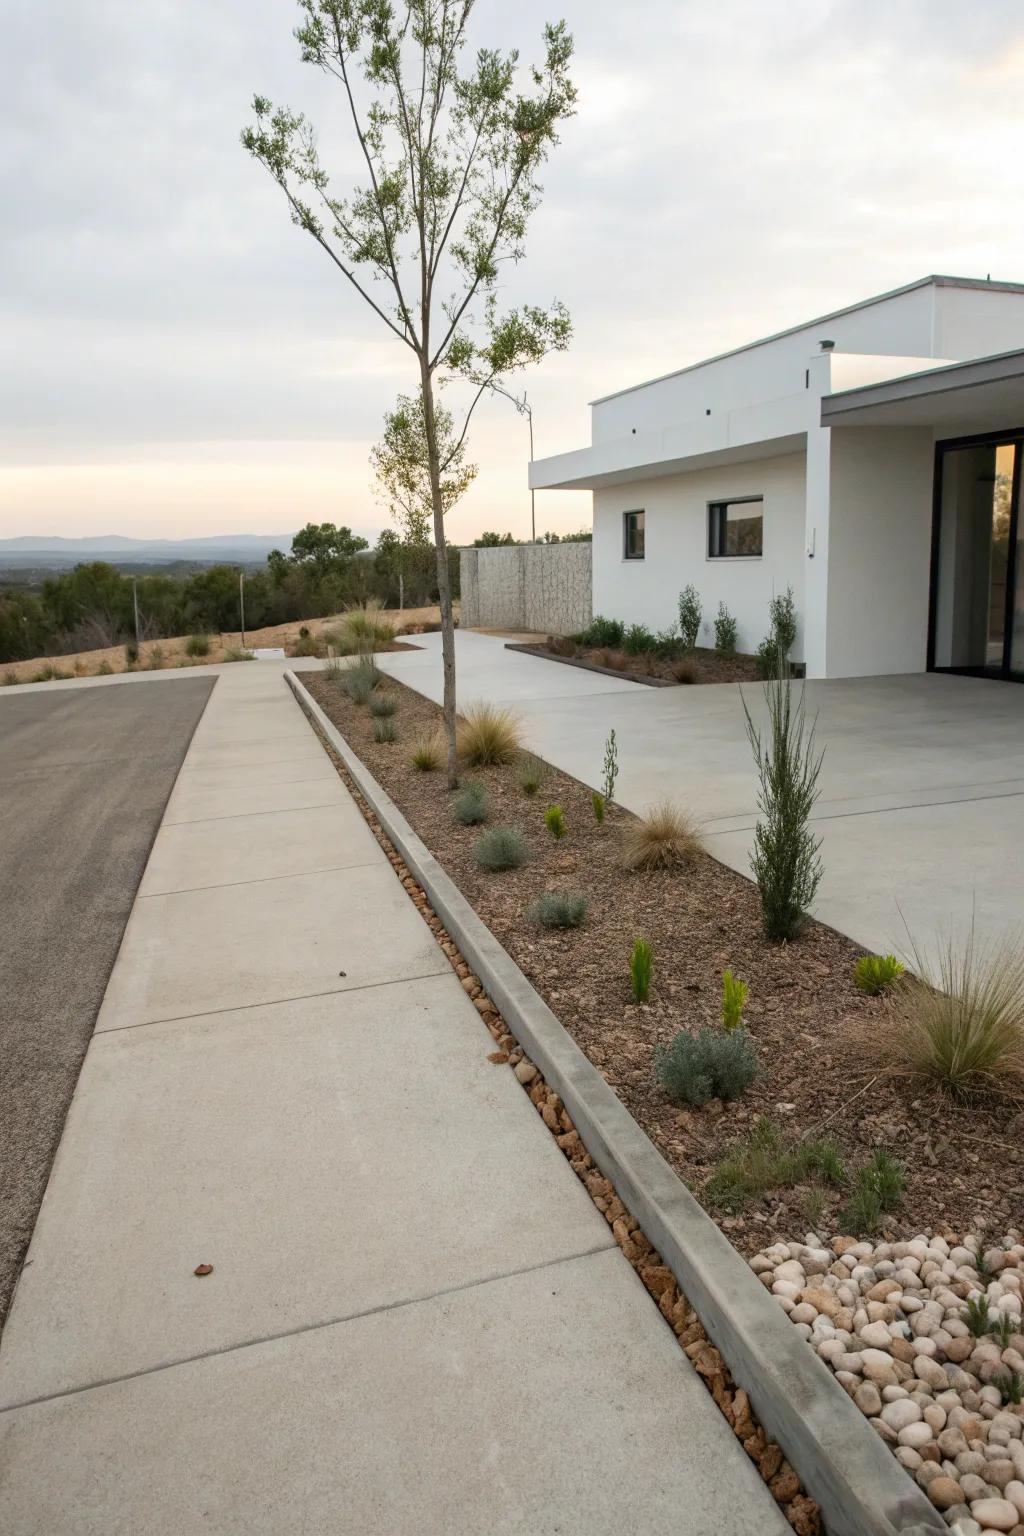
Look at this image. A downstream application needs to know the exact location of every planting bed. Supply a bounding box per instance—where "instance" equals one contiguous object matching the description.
[511,637,761,685]
[303,669,1021,1255]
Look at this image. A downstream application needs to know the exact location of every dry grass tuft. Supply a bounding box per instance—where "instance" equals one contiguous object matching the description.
[342,601,397,651]
[618,800,702,872]
[410,730,446,772]
[877,922,1024,1098]
[456,702,522,766]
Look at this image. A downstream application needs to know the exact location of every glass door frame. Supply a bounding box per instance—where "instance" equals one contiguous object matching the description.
[927,426,1024,680]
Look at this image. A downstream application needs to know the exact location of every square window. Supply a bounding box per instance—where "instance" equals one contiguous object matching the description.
[623,509,645,559]
[708,498,763,558]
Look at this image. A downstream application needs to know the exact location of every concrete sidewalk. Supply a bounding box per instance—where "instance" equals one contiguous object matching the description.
[0,662,785,1534]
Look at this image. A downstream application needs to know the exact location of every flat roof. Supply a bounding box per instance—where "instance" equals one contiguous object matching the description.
[589,274,1024,408]
[820,346,1024,425]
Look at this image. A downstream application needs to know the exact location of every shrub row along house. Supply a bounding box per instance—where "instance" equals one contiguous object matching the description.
[530,275,1024,680]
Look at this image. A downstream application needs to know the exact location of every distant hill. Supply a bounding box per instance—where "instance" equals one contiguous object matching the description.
[0,534,295,570]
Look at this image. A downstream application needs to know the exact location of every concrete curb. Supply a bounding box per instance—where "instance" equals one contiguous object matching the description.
[286,671,945,1536]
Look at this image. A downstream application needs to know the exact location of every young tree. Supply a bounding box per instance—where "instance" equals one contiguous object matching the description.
[290,521,369,571]
[370,389,476,550]
[243,2,576,785]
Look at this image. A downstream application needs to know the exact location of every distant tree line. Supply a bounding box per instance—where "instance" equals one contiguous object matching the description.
[0,524,459,663]
[472,529,592,546]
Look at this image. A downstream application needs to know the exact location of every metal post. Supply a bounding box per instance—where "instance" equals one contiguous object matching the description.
[132,579,140,646]
[239,571,246,651]
[527,405,536,544]
[399,572,404,612]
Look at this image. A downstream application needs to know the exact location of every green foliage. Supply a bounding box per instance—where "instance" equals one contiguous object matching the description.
[31,663,72,682]
[369,692,397,718]
[411,734,444,771]
[344,657,383,704]
[529,891,587,929]
[2,669,20,685]
[757,587,799,679]
[145,644,165,670]
[124,638,139,665]
[655,1028,759,1110]
[373,717,398,744]
[518,754,545,797]
[838,1149,904,1234]
[543,804,567,840]
[705,1118,844,1211]
[601,728,619,805]
[341,603,396,653]
[622,622,657,655]
[714,603,738,656]
[575,616,625,649]
[678,584,702,650]
[854,954,905,995]
[372,391,477,547]
[988,1310,1015,1349]
[185,633,210,658]
[889,921,1024,1095]
[721,970,748,1032]
[96,660,113,675]
[963,1294,993,1337]
[474,826,528,872]
[289,522,369,571]
[630,937,653,1003]
[222,647,254,663]
[473,531,516,546]
[591,790,605,825]
[995,1368,1024,1406]
[453,781,489,825]
[742,672,824,941]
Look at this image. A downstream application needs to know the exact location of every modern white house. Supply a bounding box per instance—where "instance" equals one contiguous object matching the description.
[529,276,1024,680]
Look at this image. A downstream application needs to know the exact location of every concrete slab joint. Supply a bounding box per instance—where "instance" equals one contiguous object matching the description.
[285,670,947,1536]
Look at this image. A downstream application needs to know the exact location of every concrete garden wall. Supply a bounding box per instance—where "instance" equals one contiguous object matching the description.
[459,543,592,635]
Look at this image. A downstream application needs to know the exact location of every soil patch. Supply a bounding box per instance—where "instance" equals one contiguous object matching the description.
[302,672,1023,1252]
[517,638,761,685]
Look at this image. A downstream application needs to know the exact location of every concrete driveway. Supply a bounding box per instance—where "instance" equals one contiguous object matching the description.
[380,632,1024,958]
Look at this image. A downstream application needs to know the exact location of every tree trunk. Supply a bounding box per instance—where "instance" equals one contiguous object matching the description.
[419,361,459,788]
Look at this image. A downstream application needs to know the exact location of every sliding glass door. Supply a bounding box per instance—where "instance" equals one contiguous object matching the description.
[931,432,1024,677]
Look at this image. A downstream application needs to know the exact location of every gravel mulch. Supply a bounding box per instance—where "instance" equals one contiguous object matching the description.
[302,671,1024,1253]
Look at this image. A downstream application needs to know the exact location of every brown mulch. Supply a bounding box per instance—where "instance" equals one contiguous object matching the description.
[521,639,761,685]
[302,672,1024,1251]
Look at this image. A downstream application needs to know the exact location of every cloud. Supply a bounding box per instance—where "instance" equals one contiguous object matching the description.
[3,0,1024,537]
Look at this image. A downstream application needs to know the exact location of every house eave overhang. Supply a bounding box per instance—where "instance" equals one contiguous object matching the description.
[821,348,1024,432]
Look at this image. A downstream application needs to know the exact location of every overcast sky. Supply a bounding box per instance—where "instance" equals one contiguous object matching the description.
[4,0,1024,545]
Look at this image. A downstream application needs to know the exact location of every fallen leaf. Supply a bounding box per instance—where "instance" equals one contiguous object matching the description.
[194,1263,214,1277]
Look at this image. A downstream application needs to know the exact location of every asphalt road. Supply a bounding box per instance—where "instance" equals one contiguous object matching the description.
[0,678,214,1327]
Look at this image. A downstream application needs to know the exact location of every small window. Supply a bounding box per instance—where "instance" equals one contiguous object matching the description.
[708,497,763,558]
[623,509,645,560]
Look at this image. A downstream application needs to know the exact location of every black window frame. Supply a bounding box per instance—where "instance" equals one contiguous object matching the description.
[707,496,764,559]
[623,509,645,560]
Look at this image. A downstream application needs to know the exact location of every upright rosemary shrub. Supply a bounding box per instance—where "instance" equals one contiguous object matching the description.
[714,603,737,656]
[678,585,702,650]
[630,937,653,1002]
[742,671,824,941]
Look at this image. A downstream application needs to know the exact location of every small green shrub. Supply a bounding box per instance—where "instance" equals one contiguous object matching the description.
[714,603,738,655]
[602,728,619,805]
[678,584,702,650]
[988,1311,1015,1348]
[770,586,798,658]
[630,937,653,1003]
[838,1148,904,1234]
[342,604,395,652]
[124,638,139,665]
[592,790,606,824]
[369,693,397,718]
[963,1294,992,1337]
[623,622,657,655]
[705,1118,844,1211]
[32,664,72,682]
[757,636,782,680]
[544,804,567,840]
[223,647,254,662]
[291,631,322,658]
[373,717,397,744]
[721,970,748,1031]
[186,633,211,658]
[995,1368,1024,1406]
[655,1027,759,1108]
[670,658,697,683]
[854,954,904,995]
[411,733,444,771]
[474,826,528,872]
[96,660,113,675]
[518,754,545,797]
[324,650,346,680]
[742,671,824,941]
[576,615,624,649]
[529,891,587,929]
[344,657,382,705]
[145,644,165,670]
[453,781,489,825]
[654,627,683,659]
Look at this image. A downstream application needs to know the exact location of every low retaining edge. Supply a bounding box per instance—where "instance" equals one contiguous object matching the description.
[285,670,944,1536]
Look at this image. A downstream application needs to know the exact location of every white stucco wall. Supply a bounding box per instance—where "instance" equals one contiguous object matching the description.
[592,452,807,658]
[825,426,935,678]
